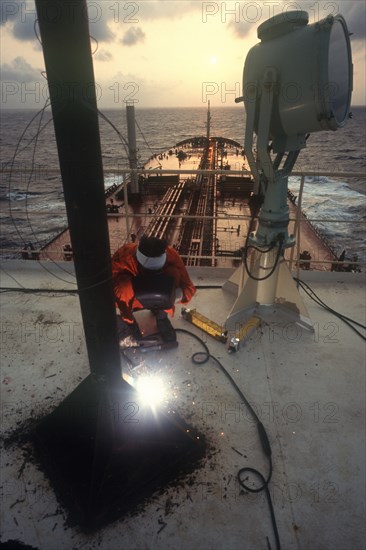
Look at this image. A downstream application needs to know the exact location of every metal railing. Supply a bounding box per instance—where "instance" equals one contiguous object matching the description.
[1,166,365,271]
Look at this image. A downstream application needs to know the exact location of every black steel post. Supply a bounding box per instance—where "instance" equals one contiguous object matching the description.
[32,3,206,531]
[35,0,121,381]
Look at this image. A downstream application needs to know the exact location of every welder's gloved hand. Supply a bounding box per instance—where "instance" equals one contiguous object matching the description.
[128,321,142,341]
[175,288,189,304]
[117,318,142,341]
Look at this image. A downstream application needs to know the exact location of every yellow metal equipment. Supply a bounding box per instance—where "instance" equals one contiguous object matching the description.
[181,308,261,352]
[181,308,228,343]
[228,316,261,352]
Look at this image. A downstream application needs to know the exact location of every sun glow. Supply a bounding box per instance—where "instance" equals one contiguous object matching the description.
[210,55,218,65]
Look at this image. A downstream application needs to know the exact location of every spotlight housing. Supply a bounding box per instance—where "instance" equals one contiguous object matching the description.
[226,10,353,330]
[243,11,353,152]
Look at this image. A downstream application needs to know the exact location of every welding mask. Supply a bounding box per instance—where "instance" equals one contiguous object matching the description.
[132,272,175,310]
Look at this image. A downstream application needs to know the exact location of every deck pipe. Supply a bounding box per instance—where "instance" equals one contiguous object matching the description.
[35,0,122,383]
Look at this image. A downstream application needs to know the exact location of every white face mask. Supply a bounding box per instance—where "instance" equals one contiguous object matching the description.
[136,249,167,270]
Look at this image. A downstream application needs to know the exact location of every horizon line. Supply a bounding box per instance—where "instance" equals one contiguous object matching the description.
[1,104,365,111]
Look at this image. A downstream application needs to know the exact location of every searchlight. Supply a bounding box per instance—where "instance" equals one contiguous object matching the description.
[226,11,353,330]
[244,11,353,154]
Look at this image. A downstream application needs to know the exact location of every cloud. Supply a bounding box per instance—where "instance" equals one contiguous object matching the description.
[94,49,113,62]
[227,20,253,39]
[1,0,115,44]
[1,0,37,42]
[225,1,366,43]
[121,27,145,46]
[0,0,23,25]
[138,1,202,21]
[89,18,115,43]
[1,56,42,82]
[12,18,37,41]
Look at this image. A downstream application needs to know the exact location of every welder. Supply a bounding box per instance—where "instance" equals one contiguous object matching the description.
[112,236,196,342]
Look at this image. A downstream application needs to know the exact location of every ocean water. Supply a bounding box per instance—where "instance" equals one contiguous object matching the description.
[0,106,365,261]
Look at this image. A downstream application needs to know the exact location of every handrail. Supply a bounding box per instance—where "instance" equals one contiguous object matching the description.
[2,166,364,270]
[2,167,365,178]
[0,250,364,267]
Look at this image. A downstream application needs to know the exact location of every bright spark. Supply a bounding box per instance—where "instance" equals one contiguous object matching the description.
[135,375,166,411]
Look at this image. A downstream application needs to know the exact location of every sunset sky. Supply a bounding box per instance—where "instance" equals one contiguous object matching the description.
[1,0,365,109]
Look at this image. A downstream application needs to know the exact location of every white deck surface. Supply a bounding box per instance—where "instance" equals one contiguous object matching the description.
[1,261,365,550]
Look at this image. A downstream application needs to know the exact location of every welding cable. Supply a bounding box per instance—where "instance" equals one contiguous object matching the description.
[175,328,281,550]
[294,277,366,341]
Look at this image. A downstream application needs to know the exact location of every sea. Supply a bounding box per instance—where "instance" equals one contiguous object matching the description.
[0,106,365,262]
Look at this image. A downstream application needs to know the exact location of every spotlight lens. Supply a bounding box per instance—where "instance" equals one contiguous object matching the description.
[328,18,352,124]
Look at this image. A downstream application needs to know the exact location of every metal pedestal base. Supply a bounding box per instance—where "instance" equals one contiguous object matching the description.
[225,255,313,332]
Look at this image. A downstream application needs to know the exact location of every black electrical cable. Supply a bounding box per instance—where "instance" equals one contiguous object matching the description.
[97,109,130,160]
[0,287,78,295]
[244,243,282,281]
[294,278,366,329]
[25,99,48,252]
[4,97,84,286]
[175,328,281,550]
[0,285,117,295]
[135,117,161,166]
[0,284,224,294]
[242,214,284,282]
[194,284,223,289]
[6,100,51,247]
[243,241,283,282]
[294,277,366,341]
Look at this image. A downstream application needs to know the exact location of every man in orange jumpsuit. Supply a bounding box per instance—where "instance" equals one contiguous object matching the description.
[112,236,196,341]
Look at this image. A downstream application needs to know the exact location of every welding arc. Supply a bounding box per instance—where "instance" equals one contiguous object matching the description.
[175,328,281,550]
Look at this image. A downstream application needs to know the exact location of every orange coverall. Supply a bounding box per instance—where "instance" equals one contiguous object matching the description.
[111,243,196,323]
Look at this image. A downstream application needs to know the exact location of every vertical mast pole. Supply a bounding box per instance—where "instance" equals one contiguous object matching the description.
[126,103,139,194]
[35,0,122,382]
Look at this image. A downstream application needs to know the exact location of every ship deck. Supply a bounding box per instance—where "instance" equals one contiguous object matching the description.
[39,139,337,271]
[1,261,365,550]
